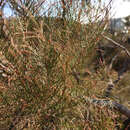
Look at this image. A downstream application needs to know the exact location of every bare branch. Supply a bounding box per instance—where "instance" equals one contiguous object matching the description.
[113,102,130,118]
[102,35,130,57]
[84,97,130,118]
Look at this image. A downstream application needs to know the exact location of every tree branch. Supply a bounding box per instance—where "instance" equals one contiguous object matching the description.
[102,35,130,57]
[84,97,130,118]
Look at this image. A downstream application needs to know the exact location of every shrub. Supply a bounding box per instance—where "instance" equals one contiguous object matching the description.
[0,0,121,129]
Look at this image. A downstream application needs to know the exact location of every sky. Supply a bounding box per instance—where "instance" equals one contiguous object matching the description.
[110,0,130,18]
[3,0,130,18]
[3,3,13,17]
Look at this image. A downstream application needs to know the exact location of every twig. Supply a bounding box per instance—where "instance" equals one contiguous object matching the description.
[84,97,130,118]
[102,35,130,57]
[113,102,130,118]
[108,52,119,72]
[104,51,129,97]
[104,79,114,97]
[104,52,120,97]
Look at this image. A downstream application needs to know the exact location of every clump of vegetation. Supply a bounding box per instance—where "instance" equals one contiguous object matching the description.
[0,0,130,129]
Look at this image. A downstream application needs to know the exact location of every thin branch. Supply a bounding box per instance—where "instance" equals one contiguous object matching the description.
[108,52,119,72]
[113,102,130,118]
[104,79,114,97]
[102,35,130,57]
[84,97,130,118]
